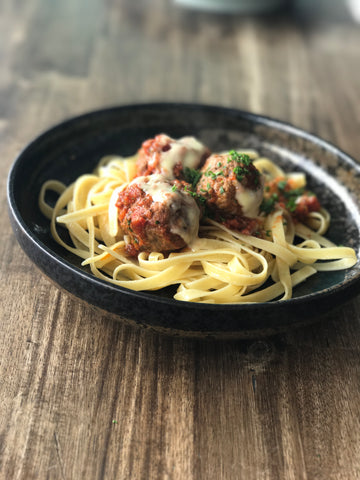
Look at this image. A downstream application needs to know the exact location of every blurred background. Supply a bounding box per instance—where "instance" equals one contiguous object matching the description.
[1,0,359,159]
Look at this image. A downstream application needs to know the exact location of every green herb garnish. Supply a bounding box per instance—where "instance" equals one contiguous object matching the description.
[283,187,305,198]
[277,180,287,190]
[260,193,279,214]
[286,196,297,212]
[229,151,252,166]
[205,169,223,180]
[183,167,202,188]
[233,166,244,183]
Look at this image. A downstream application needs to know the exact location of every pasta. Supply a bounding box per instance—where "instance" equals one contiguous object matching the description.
[39,138,357,304]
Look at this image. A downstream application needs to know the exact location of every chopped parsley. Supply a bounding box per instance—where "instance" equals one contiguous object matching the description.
[183,167,202,188]
[286,196,297,212]
[219,186,225,194]
[228,150,252,166]
[223,152,261,188]
[260,193,279,214]
[192,192,207,206]
[204,169,223,180]
[282,187,305,212]
[233,166,244,182]
[184,188,212,218]
[283,187,305,198]
[277,180,287,190]
[171,184,178,192]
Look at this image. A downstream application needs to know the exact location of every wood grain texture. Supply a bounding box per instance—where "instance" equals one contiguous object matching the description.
[1,0,360,478]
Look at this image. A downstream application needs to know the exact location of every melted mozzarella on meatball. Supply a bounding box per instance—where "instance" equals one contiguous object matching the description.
[235,182,264,218]
[196,152,264,221]
[137,134,209,179]
[135,174,200,246]
[115,174,200,255]
[159,136,207,178]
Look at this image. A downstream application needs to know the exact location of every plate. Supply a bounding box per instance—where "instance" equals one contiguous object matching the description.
[7,103,360,338]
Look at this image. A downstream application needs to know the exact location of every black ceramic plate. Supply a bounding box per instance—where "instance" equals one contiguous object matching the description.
[7,104,360,337]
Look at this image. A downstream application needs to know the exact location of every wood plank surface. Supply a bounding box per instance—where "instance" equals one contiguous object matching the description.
[1,1,360,479]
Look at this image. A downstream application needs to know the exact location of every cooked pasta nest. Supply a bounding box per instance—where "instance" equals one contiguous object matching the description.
[39,152,357,304]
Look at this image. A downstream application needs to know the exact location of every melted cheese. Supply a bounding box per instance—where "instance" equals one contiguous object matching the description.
[235,183,264,218]
[168,194,200,246]
[160,136,207,178]
[136,174,175,203]
[134,174,200,245]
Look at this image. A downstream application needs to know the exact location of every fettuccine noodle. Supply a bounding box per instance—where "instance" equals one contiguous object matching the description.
[39,150,357,304]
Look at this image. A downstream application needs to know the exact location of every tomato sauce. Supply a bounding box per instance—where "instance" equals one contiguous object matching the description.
[264,176,321,222]
[136,136,171,176]
[223,216,261,236]
[116,184,152,255]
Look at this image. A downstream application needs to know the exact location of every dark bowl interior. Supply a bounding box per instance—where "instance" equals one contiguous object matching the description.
[7,103,360,337]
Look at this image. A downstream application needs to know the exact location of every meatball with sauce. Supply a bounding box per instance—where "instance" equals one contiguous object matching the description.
[116,174,200,256]
[196,151,264,233]
[136,134,210,180]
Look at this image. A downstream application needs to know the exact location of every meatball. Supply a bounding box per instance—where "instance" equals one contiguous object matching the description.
[136,134,210,180]
[196,151,264,231]
[116,174,200,256]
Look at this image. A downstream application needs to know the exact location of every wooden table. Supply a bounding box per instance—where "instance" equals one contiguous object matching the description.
[1,1,360,478]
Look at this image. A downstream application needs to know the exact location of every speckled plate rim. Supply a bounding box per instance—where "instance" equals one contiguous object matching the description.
[7,103,360,337]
